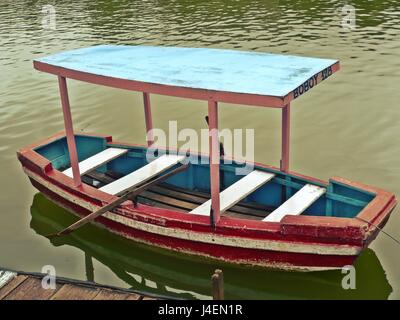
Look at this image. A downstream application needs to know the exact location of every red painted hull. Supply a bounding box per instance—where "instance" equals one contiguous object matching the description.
[17,132,397,271]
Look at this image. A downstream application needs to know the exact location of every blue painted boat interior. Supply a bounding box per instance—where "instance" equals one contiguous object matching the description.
[34,135,375,219]
[34,45,338,98]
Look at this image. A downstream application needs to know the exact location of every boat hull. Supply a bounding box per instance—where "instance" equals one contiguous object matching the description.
[18,132,397,271]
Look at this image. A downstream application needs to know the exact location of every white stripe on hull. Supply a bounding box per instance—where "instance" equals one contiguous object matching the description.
[24,167,361,259]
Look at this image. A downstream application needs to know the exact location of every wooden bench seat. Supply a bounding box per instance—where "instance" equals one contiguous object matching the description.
[63,148,128,178]
[189,170,275,216]
[262,184,326,222]
[99,154,185,196]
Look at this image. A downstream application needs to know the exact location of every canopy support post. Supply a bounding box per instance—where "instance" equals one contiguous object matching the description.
[208,100,220,226]
[281,103,290,172]
[143,92,154,146]
[58,76,81,187]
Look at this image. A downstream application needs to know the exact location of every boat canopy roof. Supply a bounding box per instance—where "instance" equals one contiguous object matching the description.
[34,45,339,107]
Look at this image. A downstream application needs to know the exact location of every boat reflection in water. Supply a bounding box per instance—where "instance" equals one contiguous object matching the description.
[30,193,392,300]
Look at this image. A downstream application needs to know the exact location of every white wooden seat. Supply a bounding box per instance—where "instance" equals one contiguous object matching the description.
[99,154,185,196]
[262,184,326,222]
[189,170,275,216]
[63,147,128,178]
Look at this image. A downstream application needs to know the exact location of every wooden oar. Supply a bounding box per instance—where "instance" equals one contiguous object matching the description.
[47,163,189,239]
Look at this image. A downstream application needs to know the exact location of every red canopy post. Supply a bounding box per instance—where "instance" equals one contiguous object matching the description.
[208,100,220,225]
[58,76,81,187]
[280,103,291,172]
[143,92,154,146]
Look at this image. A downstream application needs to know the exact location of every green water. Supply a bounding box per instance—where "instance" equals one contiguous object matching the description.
[0,0,399,299]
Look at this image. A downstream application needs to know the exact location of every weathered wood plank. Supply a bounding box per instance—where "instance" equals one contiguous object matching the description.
[94,171,273,217]
[85,171,115,184]
[141,191,197,210]
[0,270,17,289]
[100,154,185,195]
[0,275,28,300]
[93,289,135,300]
[86,173,270,220]
[263,184,326,222]
[138,197,188,213]
[220,210,263,221]
[4,277,60,300]
[125,293,142,300]
[141,296,157,300]
[63,148,128,177]
[190,171,275,215]
[150,185,270,217]
[164,183,274,213]
[0,270,163,300]
[140,191,264,220]
[51,284,100,300]
[160,183,274,211]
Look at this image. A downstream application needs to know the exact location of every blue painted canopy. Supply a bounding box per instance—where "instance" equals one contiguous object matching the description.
[34,45,338,98]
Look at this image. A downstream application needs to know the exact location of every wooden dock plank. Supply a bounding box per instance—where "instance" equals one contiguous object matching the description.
[4,277,60,300]
[51,284,100,300]
[93,289,140,300]
[0,275,28,300]
[0,270,164,300]
[0,271,17,289]
[125,294,143,300]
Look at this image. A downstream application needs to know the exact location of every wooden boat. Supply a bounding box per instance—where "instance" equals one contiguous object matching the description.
[30,193,392,299]
[18,45,396,271]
